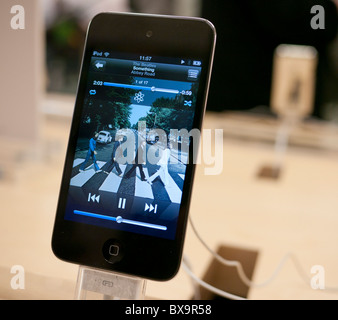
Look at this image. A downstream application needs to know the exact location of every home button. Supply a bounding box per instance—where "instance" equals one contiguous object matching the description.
[102,239,124,264]
[109,244,119,256]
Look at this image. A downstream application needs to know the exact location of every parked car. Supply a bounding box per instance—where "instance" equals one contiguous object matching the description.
[97,131,112,144]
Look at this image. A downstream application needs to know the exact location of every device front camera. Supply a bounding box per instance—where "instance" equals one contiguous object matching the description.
[146,30,153,38]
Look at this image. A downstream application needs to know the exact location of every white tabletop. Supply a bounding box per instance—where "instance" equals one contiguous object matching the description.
[1,102,338,300]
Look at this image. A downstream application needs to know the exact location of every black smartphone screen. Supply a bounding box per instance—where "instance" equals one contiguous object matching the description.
[52,13,215,281]
[65,52,203,240]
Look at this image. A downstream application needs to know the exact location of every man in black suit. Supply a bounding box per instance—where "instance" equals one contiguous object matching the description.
[124,139,147,181]
[104,134,124,176]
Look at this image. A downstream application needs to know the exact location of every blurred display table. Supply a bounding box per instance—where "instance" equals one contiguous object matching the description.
[1,99,338,300]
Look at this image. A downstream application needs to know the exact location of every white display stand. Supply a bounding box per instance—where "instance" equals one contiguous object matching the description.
[265,44,318,176]
[75,266,147,300]
[272,116,297,172]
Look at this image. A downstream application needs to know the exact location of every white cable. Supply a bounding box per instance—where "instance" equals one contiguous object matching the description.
[182,255,201,300]
[182,257,247,301]
[183,120,338,296]
[188,216,338,291]
[189,216,285,288]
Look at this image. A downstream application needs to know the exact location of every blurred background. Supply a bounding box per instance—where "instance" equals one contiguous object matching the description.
[1,0,338,300]
[43,0,338,120]
[44,0,199,94]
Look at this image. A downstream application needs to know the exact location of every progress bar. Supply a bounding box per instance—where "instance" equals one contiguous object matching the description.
[103,81,179,94]
[74,210,167,231]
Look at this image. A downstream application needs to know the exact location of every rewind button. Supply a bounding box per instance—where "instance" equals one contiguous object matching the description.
[88,193,100,203]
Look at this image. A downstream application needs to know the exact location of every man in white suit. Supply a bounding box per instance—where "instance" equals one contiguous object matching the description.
[147,142,172,187]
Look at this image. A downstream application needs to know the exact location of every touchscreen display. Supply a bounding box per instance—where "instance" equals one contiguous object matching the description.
[64,51,203,240]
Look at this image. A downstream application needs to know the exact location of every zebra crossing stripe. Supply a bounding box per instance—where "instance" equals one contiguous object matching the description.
[178,174,185,180]
[165,173,183,204]
[73,158,84,168]
[99,165,127,193]
[70,161,106,187]
[70,158,183,204]
[134,167,154,200]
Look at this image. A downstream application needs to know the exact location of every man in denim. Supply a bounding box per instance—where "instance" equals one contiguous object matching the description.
[79,132,101,173]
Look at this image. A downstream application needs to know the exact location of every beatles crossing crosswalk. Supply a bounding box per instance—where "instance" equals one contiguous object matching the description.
[71,158,184,204]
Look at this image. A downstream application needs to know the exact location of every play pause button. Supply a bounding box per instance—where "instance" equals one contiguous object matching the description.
[118,198,126,210]
[144,203,158,214]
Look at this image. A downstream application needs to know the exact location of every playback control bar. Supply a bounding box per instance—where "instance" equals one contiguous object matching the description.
[90,57,201,82]
[103,81,180,94]
[74,210,167,231]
